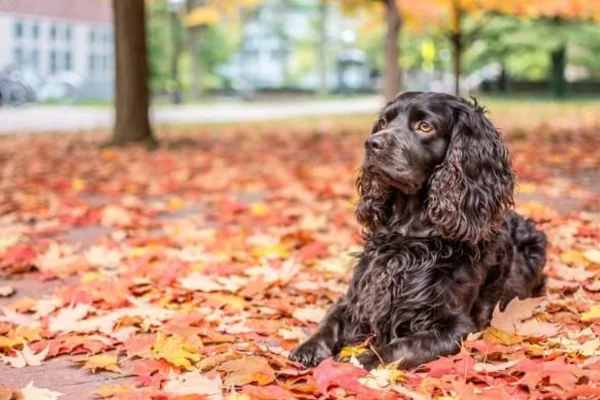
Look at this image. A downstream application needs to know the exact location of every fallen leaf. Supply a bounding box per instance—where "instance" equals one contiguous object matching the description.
[582,305,600,321]
[0,286,15,298]
[313,358,369,394]
[490,297,557,336]
[76,354,121,373]
[482,327,525,345]
[21,382,64,400]
[48,304,92,333]
[473,359,520,373]
[163,370,223,398]
[491,297,543,331]
[291,307,326,324]
[515,358,579,391]
[584,249,600,264]
[93,384,137,399]
[220,356,275,386]
[1,345,49,368]
[241,385,294,400]
[152,334,200,370]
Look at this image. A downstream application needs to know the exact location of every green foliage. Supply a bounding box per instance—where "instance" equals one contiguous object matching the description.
[147,0,172,93]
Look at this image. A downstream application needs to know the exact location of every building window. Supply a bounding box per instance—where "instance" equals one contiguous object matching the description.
[14,20,24,38]
[14,47,24,65]
[30,49,39,69]
[89,54,95,73]
[65,25,72,41]
[101,54,108,72]
[50,24,57,40]
[50,51,58,74]
[89,30,95,44]
[65,52,72,71]
[32,22,40,39]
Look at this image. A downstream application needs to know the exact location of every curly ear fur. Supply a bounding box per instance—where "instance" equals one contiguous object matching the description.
[355,169,394,233]
[427,100,515,244]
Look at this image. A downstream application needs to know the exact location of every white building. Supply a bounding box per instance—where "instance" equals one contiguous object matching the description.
[0,0,114,99]
[219,0,371,92]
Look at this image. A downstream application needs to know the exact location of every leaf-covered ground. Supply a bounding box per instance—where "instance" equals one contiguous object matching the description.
[0,115,599,400]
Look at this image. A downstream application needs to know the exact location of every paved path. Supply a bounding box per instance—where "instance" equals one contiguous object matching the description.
[0,97,382,134]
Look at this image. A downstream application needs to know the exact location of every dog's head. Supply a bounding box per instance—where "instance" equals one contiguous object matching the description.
[356,91,515,244]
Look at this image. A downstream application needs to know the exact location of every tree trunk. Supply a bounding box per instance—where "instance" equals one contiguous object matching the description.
[170,9,183,104]
[450,2,463,96]
[111,0,155,146]
[317,0,328,95]
[383,0,401,102]
[498,62,508,92]
[550,44,567,99]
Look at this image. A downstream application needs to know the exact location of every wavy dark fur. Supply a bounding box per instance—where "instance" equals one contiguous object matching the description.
[289,92,547,370]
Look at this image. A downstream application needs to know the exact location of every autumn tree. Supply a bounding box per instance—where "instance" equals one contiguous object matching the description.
[337,0,402,101]
[111,0,155,146]
[512,0,600,98]
[184,0,266,98]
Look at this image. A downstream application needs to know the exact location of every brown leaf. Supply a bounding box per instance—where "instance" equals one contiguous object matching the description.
[482,327,524,345]
[220,356,275,386]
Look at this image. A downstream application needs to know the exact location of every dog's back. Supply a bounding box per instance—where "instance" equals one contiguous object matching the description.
[503,211,548,301]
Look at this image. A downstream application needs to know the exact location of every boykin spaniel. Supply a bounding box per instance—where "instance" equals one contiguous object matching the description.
[289,91,547,370]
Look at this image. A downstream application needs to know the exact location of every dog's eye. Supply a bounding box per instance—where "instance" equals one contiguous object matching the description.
[378,118,388,130]
[416,121,435,134]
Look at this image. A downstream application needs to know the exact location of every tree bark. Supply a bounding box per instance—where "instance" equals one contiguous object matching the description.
[170,9,183,104]
[383,0,402,102]
[550,44,567,99]
[450,2,463,96]
[317,0,328,95]
[111,0,155,146]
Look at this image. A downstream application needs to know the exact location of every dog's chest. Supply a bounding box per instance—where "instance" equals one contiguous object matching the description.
[348,243,457,340]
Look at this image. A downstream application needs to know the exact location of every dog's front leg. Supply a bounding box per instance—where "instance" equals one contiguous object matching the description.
[288,297,349,367]
[355,315,475,370]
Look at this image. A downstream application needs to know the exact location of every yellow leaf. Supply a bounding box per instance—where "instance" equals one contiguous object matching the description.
[482,327,524,345]
[252,244,289,259]
[582,305,600,321]
[185,7,219,27]
[71,178,86,191]
[516,182,537,194]
[339,345,368,358]
[76,354,121,373]
[0,337,21,351]
[250,202,269,216]
[560,250,589,266]
[94,384,137,399]
[168,197,185,211]
[152,334,200,370]
[15,325,43,343]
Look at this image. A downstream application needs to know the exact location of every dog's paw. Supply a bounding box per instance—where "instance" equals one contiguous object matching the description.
[289,338,332,368]
[354,350,383,370]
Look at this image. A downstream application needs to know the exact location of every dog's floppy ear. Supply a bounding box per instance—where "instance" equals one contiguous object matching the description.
[426,100,514,244]
[355,168,394,233]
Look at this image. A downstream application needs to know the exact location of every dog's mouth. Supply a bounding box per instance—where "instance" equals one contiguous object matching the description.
[364,163,420,195]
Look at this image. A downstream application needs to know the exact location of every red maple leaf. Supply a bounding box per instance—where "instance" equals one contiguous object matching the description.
[514,357,579,391]
[312,358,384,398]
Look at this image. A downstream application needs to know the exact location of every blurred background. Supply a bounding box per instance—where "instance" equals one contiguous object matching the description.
[1,0,600,107]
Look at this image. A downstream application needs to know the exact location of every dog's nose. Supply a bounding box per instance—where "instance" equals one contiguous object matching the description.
[366,134,388,151]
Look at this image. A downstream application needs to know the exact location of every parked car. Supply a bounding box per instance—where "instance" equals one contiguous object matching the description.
[0,65,83,106]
